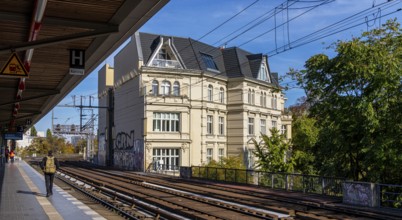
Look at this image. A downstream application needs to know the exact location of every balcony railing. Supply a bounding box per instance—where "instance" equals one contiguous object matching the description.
[151,59,181,68]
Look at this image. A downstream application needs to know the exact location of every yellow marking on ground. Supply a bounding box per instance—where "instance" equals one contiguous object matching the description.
[17,164,64,220]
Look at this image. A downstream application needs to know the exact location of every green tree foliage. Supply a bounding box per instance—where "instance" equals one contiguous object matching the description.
[291,114,319,174]
[76,138,87,154]
[46,129,52,138]
[30,126,37,136]
[288,19,402,183]
[252,128,294,173]
[206,156,246,169]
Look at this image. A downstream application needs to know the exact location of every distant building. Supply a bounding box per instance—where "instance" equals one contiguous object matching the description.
[98,32,292,171]
[16,130,45,149]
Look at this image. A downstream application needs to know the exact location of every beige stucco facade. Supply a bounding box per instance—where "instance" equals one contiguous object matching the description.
[98,33,292,171]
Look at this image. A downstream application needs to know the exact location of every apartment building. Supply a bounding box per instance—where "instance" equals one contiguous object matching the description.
[98,32,291,171]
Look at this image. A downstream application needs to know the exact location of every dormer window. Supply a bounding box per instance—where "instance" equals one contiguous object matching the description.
[147,38,184,69]
[201,53,219,71]
[258,59,271,83]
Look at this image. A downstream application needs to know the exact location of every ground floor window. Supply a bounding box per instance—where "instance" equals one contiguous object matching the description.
[152,148,180,171]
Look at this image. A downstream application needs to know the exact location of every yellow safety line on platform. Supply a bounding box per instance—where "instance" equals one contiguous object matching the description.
[17,163,63,220]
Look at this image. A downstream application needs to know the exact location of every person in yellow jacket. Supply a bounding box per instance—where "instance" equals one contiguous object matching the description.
[40,150,60,197]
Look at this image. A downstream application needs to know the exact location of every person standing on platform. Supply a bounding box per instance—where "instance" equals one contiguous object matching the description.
[40,150,60,197]
[9,150,15,163]
[5,147,9,163]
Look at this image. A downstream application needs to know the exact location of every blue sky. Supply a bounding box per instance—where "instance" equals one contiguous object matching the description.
[34,0,402,132]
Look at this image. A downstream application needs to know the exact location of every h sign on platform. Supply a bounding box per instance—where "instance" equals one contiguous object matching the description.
[69,49,85,75]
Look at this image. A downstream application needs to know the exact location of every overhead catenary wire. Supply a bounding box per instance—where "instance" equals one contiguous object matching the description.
[102,1,402,124]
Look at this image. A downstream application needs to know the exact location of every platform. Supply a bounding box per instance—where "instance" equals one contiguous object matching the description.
[0,159,106,220]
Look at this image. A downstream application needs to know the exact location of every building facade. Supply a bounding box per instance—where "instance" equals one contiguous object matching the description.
[98,32,291,171]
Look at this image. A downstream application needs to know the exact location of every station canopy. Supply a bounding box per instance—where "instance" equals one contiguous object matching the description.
[0,0,168,133]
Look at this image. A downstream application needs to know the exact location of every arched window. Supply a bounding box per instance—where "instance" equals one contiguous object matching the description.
[173,81,180,96]
[260,92,263,106]
[248,89,251,104]
[252,89,255,105]
[272,95,277,109]
[161,80,171,95]
[208,85,213,101]
[219,87,224,103]
[152,80,159,95]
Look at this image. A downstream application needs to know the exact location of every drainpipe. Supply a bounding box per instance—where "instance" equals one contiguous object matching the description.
[10,0,47,129]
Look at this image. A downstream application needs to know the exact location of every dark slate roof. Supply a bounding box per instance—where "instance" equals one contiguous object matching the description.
[138,32,279,86]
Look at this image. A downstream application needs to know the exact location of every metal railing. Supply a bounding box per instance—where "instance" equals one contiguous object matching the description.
[378,183,402,209]
[191,166,345,197]
[150,59,181,68]
[148,164,180,176]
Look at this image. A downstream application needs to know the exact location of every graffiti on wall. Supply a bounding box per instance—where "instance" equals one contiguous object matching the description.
[343,182,373,207]
[113,130,144,171]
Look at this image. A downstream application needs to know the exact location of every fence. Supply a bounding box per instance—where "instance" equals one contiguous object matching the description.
[191,166,344,197]
[378,183,402,209]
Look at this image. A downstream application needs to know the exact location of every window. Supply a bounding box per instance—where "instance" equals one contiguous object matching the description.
[201,53,218,70]
[248,118,254,135]
[272,95,277,109]
[207,148,213,163]
[260,119,266,135]
[218,148,224,163]
[252,90,255,105]
[219,87,224,103]
[281,125,287,138]
[263,92,267,107]
[153,113,180,132]
[272,120,277,130]
[219,117,224,135]
[161,80,171,95]
[208,85,213,101]
[173,81,180,96]
[258,64,268,81]
[152,80,158,95]
[248,89,251,104]
[207,115,213,134]
[157,48,170,60]
[153,148,180,171]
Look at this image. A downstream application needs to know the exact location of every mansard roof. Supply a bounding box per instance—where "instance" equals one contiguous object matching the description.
[137,32,279,86]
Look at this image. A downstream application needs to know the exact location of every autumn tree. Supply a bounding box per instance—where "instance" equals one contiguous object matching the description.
[288,19,402,183]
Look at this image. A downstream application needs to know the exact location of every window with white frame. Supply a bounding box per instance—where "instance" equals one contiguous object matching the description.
[252,89,255,105]
[218,116,224,135]
[161,80,171,95]
[219,87,224,103]
[281,125,287,138]
[272,95,277,109]
[152,148,180,171]
[263,92,267,107]
[153,112,180,132]
[173,81,180,96]
[152,80,158,95]
[272,120,277,130]
[206,148,213,163]
[248,118,254,135]
[218,148,224,163]
[208,85,213,101]
[260,119,266,135]
[207,115,213,134]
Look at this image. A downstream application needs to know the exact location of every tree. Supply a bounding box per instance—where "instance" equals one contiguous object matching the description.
[252,128,294,173]
[291,115,319,174]
[30,126,37,136]
[288,19,402,183]
[46,129,52,138]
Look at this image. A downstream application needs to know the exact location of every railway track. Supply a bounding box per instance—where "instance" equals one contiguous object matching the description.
[29,160,401,220]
